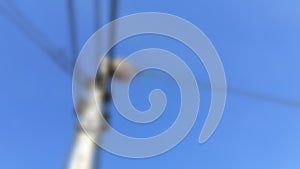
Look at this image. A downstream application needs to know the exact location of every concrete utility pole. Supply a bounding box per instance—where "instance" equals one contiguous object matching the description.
[68,57,110,169]
[67,88,104,169]
[67,58,134,169]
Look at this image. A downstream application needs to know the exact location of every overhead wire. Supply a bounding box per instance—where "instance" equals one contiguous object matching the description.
[135,71,300,109]
[95,4,119,167]
[108,0,118,60]
[103,0,119,108]
[94,0,101,30]
[0,0,72,75]
[196,81,300,108]
[226,85,300,108]
[0,1,299,109]
[93,1,102,169]
[99,0,119,138]
[67,0,79,65]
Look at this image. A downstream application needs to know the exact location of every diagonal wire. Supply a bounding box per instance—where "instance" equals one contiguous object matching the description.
[135,71,300,109]
[197,81,300,108]
[0,0,73,75]
[226,85,300,108]
[1,1,299,109]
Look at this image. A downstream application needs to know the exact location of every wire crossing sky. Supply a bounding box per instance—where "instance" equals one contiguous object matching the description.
[0,0,298,108]
[0,0,299,169]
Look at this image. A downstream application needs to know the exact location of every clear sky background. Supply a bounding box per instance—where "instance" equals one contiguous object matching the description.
[0,0,300,169]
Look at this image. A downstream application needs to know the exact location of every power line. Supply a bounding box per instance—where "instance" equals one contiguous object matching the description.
[102,0,119,113]
[227,85,300,108]
[67,0,79,65]
[94,0,101,30]
[0,0,72,75]
[108,0,118,60]
[93,1,102,169]
[137,71,300,109]
[196,81,300,108]
[1,1,299,109]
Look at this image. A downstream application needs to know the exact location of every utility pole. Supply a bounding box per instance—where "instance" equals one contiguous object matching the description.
[67,57,111,169]
[67,0,118,168]
[67,57,133,169]
[4,0,299,168]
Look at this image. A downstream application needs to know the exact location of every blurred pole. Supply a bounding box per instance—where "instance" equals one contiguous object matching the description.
[67,98,103,169]
[68,58,111,169]
[67,93,103,169]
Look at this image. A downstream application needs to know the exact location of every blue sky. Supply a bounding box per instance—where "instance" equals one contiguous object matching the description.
[0,0,300,168]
